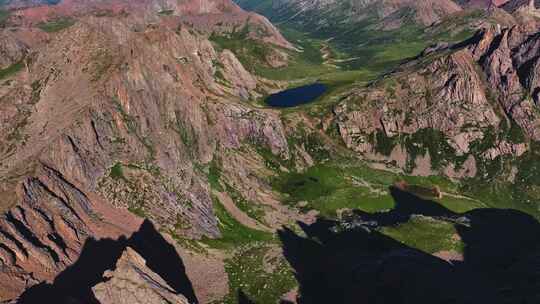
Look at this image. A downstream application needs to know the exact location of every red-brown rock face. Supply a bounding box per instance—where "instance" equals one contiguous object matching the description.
[475,25,540,139]
[0,1,291,301]
[92,247,190,304]
[333,24,540,176]
[3,0,292,49]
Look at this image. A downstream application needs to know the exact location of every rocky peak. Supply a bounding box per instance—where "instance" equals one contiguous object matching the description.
[1,0,292,49]
[0,1,292,301]
[456,0,511,8]
[502,0,539,12]
[93,247,190,304]
[333,23,540,176]
[473,25,540,139]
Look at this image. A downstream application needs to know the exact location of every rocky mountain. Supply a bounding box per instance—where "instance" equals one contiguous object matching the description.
[332,22,540,178]
[502,0,540,11]
[0,0,61,9]
[1,0,540,303]
[0,0,297,301]
[14,219,198,304]
[234,0,521,71]
[269,0,463,27]
[92,247,189,304]
[456,0,510,8]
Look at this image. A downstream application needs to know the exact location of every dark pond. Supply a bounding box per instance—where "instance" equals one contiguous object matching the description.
[265,83,327,108]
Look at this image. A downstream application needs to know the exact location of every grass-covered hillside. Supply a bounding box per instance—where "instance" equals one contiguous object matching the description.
[234,0,486,72]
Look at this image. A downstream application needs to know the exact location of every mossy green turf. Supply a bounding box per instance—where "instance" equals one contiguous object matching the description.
[37,17,76,33]
[381,216,464,254]
[272,160,503,218]
[274,164,394,217]
[201,195,273,249]
[207,158,224,192]
[0,9,9,26]
[210,26,338,82]
[109,162,125,180]
[0,61,24,80]
[218,244,297,304]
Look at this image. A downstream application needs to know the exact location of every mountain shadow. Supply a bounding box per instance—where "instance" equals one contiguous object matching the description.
[129,220,198,303]
[351,186,459,226]
[237,289,256,304]
[279,187,540,304]
[17,219,198,304]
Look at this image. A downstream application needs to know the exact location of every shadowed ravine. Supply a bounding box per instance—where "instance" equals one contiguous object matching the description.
[16,220,198,304]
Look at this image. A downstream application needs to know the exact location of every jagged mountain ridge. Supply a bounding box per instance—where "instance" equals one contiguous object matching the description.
[266,0,463,27]
[332,22,540,178]
[234,0,524,71]
[15,220,196,304]
[2,0,291,48]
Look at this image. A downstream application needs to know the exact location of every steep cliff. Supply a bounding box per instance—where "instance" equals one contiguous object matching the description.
[332,23,540,177]
[0,1,292,301]
[93,247,189,304]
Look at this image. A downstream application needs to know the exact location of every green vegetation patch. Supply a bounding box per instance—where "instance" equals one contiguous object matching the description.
[286,124,331,162]
[157,9,174,16]
[202,195,273,249]
[210,24,272,70]
[37,17,76,33]
[128,205,147,218]
[460,141,540,219]
[273,164,396,217]
[225,183,266,224]
[171,113,198,153]
[273,161,490,217]
[242,3,481,73]
[370,131,399,156]
[0,60,24,80]
[437,195,485,214]
[207,157,224,191]
[367,128,457,172]
[404,128,456,171]
[219,245,297,304]
[252,27,336,80]
[0,9,9,27]
[109,162,125,180]
[381,216,464,254]
[210,26,338,82]
[397,175,486,213]
[255,144,290,172]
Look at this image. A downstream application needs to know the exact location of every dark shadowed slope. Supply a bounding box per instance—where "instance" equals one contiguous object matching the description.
[17,220,197,304]
[279,188,540,304]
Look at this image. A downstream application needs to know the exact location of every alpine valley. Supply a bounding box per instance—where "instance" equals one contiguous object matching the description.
[0,0,539,303]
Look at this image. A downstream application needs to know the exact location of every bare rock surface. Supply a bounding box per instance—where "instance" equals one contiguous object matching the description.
[270,0,462,27]
[333,22,540,176]
[0,0,292,301]
[93,247,189,304]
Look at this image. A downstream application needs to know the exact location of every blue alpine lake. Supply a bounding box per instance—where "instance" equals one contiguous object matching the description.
[265,83,327,107]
